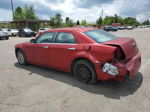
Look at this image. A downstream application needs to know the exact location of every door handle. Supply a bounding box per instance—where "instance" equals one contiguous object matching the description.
[67,48,76,50]
[42,46,49,48]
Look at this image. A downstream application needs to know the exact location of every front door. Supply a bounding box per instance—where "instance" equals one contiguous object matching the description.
[25,32,56,67]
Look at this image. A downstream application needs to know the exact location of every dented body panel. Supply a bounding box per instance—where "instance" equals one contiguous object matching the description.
[103,37,138,60]
[93,51,141,81]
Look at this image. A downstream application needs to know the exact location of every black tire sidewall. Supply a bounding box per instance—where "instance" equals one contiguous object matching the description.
[73,60,97,84]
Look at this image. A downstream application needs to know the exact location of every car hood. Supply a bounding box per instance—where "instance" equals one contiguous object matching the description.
[102,37,138,60]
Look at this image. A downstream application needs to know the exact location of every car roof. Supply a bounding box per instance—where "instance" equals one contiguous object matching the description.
[47,27,98,33]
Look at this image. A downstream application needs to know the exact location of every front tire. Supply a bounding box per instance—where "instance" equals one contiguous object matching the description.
[73,60,97,84]
[17,49,27,65]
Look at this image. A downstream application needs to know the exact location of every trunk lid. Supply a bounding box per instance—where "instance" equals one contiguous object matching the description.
[102,37,138,60]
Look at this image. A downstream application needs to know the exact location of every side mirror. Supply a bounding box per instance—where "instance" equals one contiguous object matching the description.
[30,39,36,43]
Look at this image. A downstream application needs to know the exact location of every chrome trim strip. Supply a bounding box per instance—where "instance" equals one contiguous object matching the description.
[35,43,78,45]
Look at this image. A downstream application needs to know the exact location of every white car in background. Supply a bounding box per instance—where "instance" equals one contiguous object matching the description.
[1,28,9,34]
[38,28,50,34]
[1,29,18,36]
[7,29,18,36]
[126,26,134,30]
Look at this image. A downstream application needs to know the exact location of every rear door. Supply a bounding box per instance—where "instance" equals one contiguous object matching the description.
[25,32,56,67]
[50,32,78,71]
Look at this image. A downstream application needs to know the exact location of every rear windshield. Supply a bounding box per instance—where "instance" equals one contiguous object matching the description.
[83,29,118,43]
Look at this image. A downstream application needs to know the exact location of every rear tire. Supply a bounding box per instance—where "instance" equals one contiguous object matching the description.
[73,60,97,84]
[17,49,27,65]
[19,34,22,37]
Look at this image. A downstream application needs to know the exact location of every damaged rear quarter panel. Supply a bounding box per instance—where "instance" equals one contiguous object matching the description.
[90,44,117,62]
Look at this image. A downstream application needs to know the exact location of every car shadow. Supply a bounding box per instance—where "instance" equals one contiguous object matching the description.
[14,62,143,99]
[18,36,34,38]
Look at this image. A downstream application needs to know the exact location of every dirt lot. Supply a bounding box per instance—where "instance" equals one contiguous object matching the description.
[0,28,150,112]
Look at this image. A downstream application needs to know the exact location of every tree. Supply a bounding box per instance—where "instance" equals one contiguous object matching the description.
[13,7,25,20]
[13,5,39,30]
[142,20,150,25]
[102,14,139,26]
[67,19,74,27]
[124,17,138,25]
[14,5,38,20]
[55,13,63,28]
[50,13,63,28]
[76,20,80,25]
[96,16,103,25]
[81,19,87,26]
[65,17,70,24]
[50,17,56,27]
[114,14,119,23]
[24,5,38,19]
[64,17,74,27]
[103,16,113,25]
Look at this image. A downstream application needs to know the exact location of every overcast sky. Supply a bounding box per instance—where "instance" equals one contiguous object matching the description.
[0,0,150,22]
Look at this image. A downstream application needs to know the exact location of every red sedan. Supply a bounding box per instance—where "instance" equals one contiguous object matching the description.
[15,28,141,84]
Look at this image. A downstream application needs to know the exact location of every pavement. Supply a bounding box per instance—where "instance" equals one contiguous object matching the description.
[0,28,150,112]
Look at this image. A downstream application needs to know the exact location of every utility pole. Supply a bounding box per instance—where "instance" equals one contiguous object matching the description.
[11,0,14,20]
[101,8,103,20]
[101,8,103,25]
[148,12,150,22]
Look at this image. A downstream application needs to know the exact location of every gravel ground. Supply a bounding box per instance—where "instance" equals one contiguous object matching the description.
[0,28,150,112]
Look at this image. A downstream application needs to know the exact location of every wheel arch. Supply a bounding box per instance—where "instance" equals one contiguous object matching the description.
[15,48,21,58]
[71,57,95,74]
[15,47,25,58]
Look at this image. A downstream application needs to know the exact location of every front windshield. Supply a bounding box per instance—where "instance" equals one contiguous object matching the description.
[83,29,118,43]
[24,29,32,32]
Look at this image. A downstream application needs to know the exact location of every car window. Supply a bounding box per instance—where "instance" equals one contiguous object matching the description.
[36,32,55,43]
[84,29,118,43]
[19,30,23,32]
[55,32,75,43]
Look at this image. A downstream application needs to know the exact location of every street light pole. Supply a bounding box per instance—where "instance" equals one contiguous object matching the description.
[11,0,14,20]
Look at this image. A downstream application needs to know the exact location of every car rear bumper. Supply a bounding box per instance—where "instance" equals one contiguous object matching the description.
[25,34,32,37]
[24,33,35,37]
[0,36,9,39]
[93,51,141,82]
